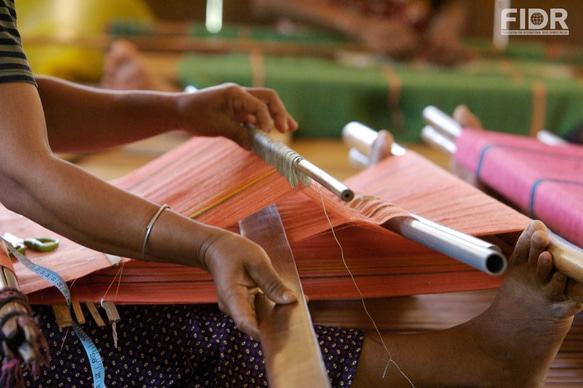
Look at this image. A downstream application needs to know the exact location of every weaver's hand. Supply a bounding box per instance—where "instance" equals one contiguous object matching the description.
[201,229,297,339]
[178,83,298,150]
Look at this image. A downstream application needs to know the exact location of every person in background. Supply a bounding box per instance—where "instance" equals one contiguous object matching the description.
[251,0,474,65]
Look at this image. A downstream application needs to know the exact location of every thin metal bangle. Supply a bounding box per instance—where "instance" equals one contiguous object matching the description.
[141,204,170,262]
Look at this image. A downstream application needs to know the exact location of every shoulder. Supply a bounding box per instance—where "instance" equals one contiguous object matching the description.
[0,0,37,86]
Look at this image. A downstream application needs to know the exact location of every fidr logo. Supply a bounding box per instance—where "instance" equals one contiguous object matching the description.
[501,8,569,35]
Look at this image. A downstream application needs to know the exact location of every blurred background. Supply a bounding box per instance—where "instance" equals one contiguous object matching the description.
[17,0,583,144]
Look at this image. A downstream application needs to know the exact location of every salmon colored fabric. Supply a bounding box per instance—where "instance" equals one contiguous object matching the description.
[0,207,118,295]
[0,136,530,305]
[0,244,14,271]
[454,128,583,247]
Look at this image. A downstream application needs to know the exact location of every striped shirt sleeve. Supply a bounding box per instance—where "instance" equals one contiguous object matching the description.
[0,0,36,85]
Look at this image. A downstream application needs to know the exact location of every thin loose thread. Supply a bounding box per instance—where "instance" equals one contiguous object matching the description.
[316,185,414,387]
[100,263,126,349]
[101,263,125,302]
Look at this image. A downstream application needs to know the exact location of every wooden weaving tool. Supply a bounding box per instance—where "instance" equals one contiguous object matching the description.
[420,106,583,284]
[240,205,330,388]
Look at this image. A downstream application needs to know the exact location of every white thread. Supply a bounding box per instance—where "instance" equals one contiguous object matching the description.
[316,185,415,387]
[248,126,311,188]
[101,264,125,301]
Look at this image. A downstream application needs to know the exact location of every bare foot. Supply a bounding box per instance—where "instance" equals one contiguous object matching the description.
[101,40,178,92]
[353,221,582,387]
[468,220,582,386]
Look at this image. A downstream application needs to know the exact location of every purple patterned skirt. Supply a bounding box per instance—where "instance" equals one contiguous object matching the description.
[19,304,363,387]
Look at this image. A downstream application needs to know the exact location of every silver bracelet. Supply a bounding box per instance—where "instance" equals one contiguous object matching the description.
[141,204,170,261]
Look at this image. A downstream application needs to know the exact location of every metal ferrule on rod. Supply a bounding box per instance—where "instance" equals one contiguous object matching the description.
[294,157,354,202]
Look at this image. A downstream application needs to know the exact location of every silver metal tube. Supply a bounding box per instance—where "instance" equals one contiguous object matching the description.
[386,217,507,276]
[413,214,501,252]
[295,158,354,202]
[537,130,568,146]
[423,106,463,139]
[421,125,457,154]
[249,125,354,202]
[347,148,370,170]
[548,232,583,284]
[342,121,378,156]
[342,121,406,157]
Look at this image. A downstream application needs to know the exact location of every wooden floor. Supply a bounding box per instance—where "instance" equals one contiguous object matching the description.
[73,134,583,386]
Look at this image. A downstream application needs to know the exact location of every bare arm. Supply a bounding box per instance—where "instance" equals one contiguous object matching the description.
[37,76,296,153]
[0,81,296,338]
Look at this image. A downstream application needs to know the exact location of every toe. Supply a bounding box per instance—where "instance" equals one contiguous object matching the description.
[536,251,553,284]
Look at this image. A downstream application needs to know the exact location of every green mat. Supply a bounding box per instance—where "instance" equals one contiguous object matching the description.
[178,51,583,141]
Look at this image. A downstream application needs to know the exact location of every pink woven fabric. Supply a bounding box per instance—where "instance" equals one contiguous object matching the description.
[454,129,583,247]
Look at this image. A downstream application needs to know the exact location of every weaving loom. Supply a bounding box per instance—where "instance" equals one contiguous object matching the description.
[0,133,532,308]
[1,127,580,386]
[345,114,583,285]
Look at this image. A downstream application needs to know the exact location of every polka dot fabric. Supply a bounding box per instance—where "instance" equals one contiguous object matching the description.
[17,304,363,387]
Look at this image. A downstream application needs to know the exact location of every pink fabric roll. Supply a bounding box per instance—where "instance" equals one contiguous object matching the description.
[454,129,583,247]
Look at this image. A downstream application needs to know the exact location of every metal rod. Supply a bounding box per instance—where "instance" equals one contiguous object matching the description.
[249,126,354,201]
[537,130,568,146]
[413,214,501,252]
[295,158,354,201]
[422,106,463,139]
[548,232,583,284]
[342,121,378,156]
[385,216,507,276]
[341,120,507,275]
[421,125,457,154]
[342,121,406,158]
